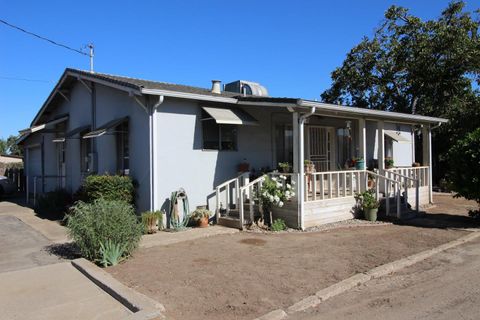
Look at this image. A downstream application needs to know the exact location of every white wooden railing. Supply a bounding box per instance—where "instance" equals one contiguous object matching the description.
[304,169,366,201]
[215,172,250,221]
[386,166,429,187]
[385,170,420,213]
[304,169,408,218]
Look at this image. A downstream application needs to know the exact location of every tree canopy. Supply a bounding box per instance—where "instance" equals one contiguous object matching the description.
[322,1,480,117]
[0,135,22,156]
[321,1,480,182]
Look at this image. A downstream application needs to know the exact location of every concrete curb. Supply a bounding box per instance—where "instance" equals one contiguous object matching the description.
[71,258,165,320]
[255,231,480,319]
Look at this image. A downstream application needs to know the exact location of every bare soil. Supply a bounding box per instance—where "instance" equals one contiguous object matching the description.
[108,195,476,320]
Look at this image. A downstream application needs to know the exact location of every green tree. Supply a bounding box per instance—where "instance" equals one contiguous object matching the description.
[0,139,7,155]
[0,135,22,156]
[321,1,480,181]
[447,128,480,215]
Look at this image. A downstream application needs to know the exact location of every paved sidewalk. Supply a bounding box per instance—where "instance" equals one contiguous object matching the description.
[0,262,132,320]
[0,200,68,243]
[140,225,238,248]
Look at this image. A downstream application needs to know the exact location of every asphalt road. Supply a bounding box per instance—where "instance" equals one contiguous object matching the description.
[295,235,480,320]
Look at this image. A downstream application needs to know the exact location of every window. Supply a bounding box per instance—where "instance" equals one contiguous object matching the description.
[116,121,129,174]
[80,132,92,173]
[202,118,237,151]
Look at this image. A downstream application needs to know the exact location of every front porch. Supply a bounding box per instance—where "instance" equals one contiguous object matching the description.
[213,106,434,230]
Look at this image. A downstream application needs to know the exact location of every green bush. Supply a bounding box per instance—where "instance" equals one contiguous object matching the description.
[36,188,72,220]
[77,174,135,205]
[271,218,287,231]
[66,199,143,263]
[447,128,480,215]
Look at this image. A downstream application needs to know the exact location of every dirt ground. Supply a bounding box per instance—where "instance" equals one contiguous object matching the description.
[107,195,478,320]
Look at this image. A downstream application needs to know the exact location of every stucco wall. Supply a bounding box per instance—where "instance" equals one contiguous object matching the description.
[366,121,414,168]
[22,80,151,211]
[154,99,280,212]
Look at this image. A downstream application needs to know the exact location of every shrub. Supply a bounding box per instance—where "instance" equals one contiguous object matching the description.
[141,211,163,234]
[355,189,380,210]
[271,218,287,231]
[447,128,480,214]
[66,199,143,263]
[99,240,126,267]
[36,188,72,220]
[78,174,135,205]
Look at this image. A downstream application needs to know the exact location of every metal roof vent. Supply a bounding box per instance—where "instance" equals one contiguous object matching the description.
[211,80,222,94]
[224,80,269,97]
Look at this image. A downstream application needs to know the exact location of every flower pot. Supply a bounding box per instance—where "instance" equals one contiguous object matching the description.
[355,159,365,170]
[197,216,209,228]
[364,208,378,222]
[238,163,250,173]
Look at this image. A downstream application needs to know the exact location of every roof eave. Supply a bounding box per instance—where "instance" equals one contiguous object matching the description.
[141,88,238,104]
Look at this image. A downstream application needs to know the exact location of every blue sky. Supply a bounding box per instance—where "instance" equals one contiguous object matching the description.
[0,0,477,139]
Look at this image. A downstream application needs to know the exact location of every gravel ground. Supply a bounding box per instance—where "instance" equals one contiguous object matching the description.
[107,196,475,320]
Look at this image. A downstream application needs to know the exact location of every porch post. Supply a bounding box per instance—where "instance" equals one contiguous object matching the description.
[377,120,385,193]
[358,118,366,161]
[293,112,304,230]
[377,120,385,172]
[422,124,433,203]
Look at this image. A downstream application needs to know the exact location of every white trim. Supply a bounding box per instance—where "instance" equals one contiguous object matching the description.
[298,100,448,124]
[141,88,238,103]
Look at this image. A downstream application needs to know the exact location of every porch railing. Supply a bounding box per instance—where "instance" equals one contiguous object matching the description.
[215,172,250,222]
[304,169,410,218]
[385,170,420,212]
[386,166,429,187]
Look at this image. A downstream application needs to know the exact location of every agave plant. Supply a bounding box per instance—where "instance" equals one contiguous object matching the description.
[99,240,127,267]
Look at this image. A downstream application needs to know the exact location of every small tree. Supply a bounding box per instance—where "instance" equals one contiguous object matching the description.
[447,128,480,216]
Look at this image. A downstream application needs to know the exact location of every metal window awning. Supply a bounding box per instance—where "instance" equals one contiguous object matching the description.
[19,115,69,135]
[52,125,91,143]
[384,130,411,144]
[83,117,128,139]
[201,106,258,125]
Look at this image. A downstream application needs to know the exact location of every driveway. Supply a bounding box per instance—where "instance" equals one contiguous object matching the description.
[295,235,480,320]
[0,215,61,273]
[0,200,135,320]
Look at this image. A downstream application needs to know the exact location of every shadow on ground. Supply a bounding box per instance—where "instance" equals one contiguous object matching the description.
[44,242,81,260]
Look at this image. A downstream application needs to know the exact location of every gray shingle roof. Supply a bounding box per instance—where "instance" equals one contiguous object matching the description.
[66,68,239,98]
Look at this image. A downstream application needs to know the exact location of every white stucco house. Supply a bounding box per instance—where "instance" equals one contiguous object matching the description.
[18,68,447,229]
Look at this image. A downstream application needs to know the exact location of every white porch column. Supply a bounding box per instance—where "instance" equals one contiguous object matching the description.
[358,118,367,163]
[422,124,433,203]
[293,112,304,230]
[377,120,385,173]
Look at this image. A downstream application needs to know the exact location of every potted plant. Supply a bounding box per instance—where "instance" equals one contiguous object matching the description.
[304,160,315,173]
[367,174,376,188]
[385,157,394,169]
[354,157,365,170]
[412,162,421,167]
[355,190,380,221]
[141,211,163,234]
[190,208,211,227]
[238,159,250,173]
[278,162,291,173]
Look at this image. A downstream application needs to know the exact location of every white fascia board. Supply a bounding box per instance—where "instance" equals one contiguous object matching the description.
[141,88,238,104]
[299,100,448,124]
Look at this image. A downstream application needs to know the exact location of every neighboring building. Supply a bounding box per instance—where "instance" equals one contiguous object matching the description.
[0,154,23,175]
[18,68,447,229]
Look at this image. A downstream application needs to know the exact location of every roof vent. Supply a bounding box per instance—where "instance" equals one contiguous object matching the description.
[224,80,269,97]
[211,80,222,94]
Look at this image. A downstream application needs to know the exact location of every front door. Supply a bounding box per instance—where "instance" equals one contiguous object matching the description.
[306,126,334,172]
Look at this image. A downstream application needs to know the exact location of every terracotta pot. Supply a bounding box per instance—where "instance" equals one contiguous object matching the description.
[198,216,209,228]
[238,163,250,172]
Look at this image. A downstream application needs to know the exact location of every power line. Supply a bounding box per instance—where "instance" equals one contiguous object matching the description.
[0,18,88,56]
[0,76,53,83]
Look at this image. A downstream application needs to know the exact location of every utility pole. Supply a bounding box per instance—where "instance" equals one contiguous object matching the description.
[88,43,94,73]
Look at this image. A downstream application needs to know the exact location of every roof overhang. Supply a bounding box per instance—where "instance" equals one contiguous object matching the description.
[19,115,69,135]
[83,117,128,139]
[384,130,411,143]
[142,88,238,104]
[201,106,258,125]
